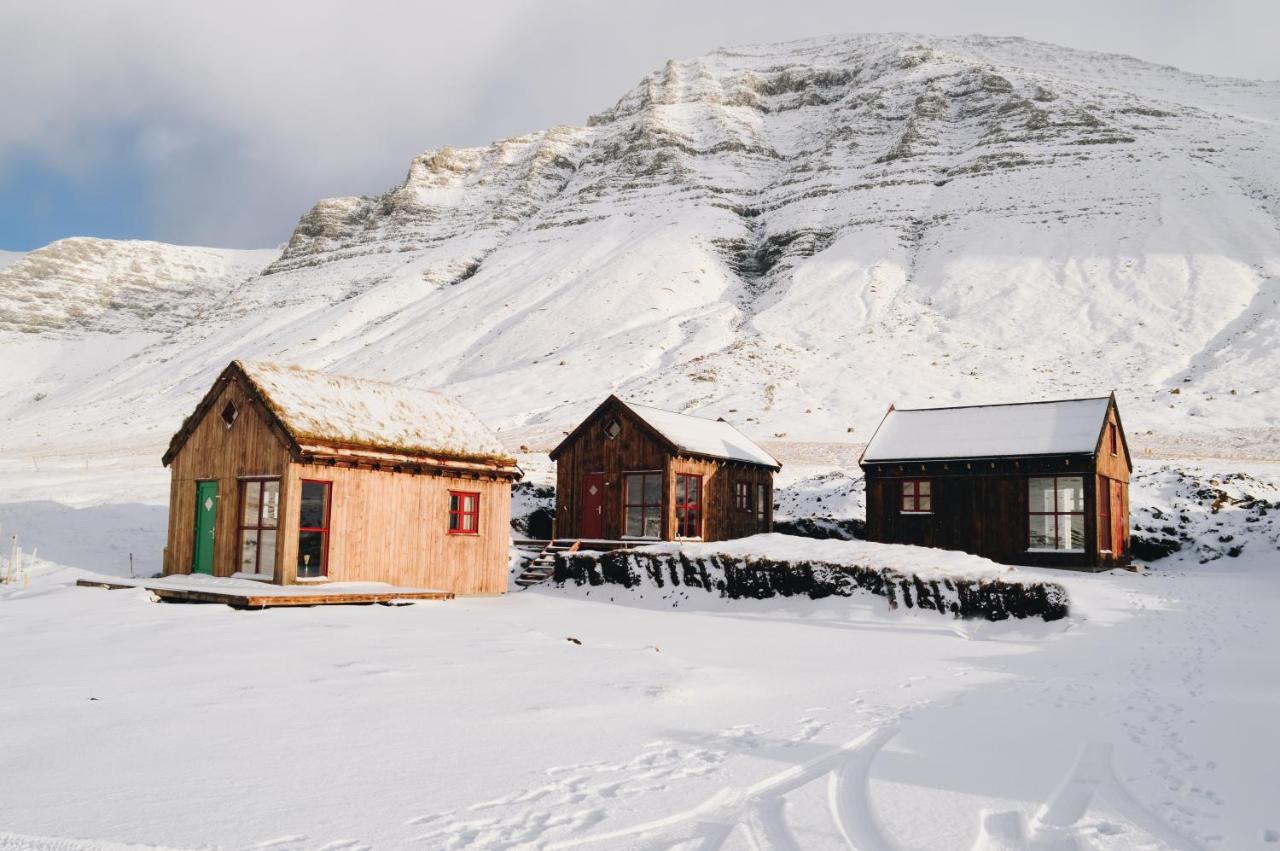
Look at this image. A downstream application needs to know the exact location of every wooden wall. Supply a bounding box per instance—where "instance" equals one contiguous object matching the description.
[668,455,773,541]
[281,462,511,594]
[163,376,291,578]
[863,454,1121,569]
[552,399,774,542]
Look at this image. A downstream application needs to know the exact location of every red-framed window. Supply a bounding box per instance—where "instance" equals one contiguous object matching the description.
[1029,476,1085,551]
[756,482,769,528]
[1108,422,1119,456]
[676,474,702,538]
[448,491,480,535]
[734,481,752,512]
[238,478,280,577]
[298,480,332,577]
[623,472,663,538]
[901,479,932,513]
[1099,476,1112,552]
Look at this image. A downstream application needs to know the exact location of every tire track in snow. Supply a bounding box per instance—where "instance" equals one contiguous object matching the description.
[545,725,900,850]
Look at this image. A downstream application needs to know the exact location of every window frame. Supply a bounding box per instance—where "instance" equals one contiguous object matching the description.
[448,490,481,536]
[236,476,280,578]
[900,479,933,514]
[675,473,703,539]
[296,479,332,577]
[756,482,768,528]
[622,471,663,539]
[1028,475,1087,553]
[734,480,752,513]
[1099,476,1113,554]
[1109,422,1119,456]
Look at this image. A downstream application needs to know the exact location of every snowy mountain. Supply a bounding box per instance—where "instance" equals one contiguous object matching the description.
[2,33,1279,463]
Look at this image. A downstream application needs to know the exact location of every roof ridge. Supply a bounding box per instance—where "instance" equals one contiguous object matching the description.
[893,395,1110,413]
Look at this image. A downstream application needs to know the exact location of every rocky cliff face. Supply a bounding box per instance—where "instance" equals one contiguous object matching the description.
[3,34,1279,457]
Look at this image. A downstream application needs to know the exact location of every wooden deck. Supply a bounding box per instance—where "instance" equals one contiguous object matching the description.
[75,577,453,609]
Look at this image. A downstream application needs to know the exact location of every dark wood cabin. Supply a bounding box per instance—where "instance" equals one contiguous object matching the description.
[859,394,1131,570]
[550,396,781,542]
[162,360,520,593]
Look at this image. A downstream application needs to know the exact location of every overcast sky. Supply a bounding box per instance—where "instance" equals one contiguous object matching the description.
[2,0,1277,252]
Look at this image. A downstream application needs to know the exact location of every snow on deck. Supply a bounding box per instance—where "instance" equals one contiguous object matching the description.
[237,360,510,461]
[623,401,780,468]
[77,572,449,598]
[630,533,1015,580]
[862,397,1111,461]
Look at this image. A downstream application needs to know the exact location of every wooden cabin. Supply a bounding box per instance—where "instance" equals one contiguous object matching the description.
[859,394,1131,570]
[550,395,780,542]
[161,360,520,593]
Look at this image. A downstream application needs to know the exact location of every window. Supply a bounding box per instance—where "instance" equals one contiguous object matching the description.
[756,482,768,528]
[1029,476,1085,551]
[901,479,932,513]
[624,472,662,538]
[1099,477,1112,552]
[676,474,702,538]
[297,480,331,577]
[221,401,238,429]
[238,479,280,577]
[1109,422,1119,456]
[603,418,622,440]
[734,481,752,512]
[448,491,480,535]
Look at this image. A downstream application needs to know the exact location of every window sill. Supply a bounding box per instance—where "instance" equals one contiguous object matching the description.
[900,511,933,516]
[230,571,275,583]
[621,535,660,541]
[1025,548,1086,554]
[295,576,330,583]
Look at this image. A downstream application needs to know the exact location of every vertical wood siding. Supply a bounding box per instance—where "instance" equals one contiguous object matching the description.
[163,377,291,578]
[553,399,774,542]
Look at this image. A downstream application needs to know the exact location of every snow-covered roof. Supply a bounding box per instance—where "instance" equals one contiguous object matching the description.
[236,360,511,462]
[621,400,780,469]
[861,397,1111,462]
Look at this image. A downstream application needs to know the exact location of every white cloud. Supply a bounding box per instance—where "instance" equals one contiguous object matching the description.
[1,0,1276,247]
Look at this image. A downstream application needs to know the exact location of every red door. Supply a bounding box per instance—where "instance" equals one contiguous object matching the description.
[581,473,604,539]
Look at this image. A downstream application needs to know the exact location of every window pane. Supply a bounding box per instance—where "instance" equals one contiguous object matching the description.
[1057,477,1084,513]
[299,481,327,529]
[1029,478,1056,513]
[239,530,259,572]
[902,496,914,511]
[626,506,644,537]
[918,495,931,512]
[645,474,662,506]
[1029,514,1054,548]
[450,493,459,512]
[261,481,280,528]
[918,481,931,496]
[449,511,459,531]
[462,510,476,532]
[463,494,476,513]
[242,481,261,526]
[258,530,277,577]
[297,531,324,576]
[903,481,915,496]
[688,477,700,504]
[1058,513,1084,550]
[624,474,641,506]
[644,511,663,538]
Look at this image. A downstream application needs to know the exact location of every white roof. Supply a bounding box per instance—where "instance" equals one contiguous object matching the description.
[862,397,1111,462]
[622,400,780,468]
[237,360,510,461]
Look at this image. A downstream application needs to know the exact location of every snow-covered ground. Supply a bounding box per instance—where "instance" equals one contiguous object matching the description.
[1,454,1277,850]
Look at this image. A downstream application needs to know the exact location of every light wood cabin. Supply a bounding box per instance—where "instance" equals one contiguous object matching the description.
[162,360,520,594]
[859,394,1131,570]
[550,396,780,542]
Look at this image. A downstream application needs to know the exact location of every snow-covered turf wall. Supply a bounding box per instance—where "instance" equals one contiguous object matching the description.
[552,536,1070,621]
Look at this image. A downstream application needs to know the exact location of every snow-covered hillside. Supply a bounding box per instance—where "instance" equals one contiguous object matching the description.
[2,33,1279,464]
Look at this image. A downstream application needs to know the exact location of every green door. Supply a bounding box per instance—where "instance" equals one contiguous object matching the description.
[193,481,218,574]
